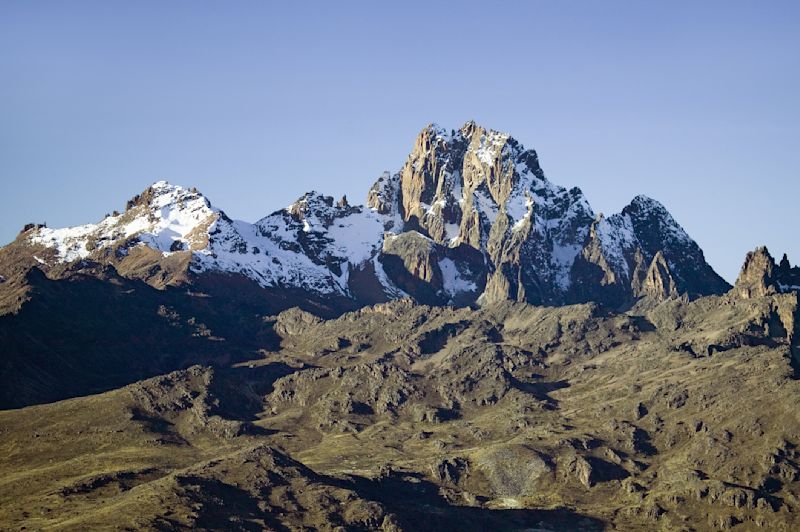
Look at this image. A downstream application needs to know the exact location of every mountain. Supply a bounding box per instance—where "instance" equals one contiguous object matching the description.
[0,122,729,314]
[3,122,799,531]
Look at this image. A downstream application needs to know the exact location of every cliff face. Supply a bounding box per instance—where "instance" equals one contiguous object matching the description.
[383,123,596,306]
[369,122,729,308]
[1,122,732,313]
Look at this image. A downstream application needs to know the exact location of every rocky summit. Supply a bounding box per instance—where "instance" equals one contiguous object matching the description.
[1,123,799,531]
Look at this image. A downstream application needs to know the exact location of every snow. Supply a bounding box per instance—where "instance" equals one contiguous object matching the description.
[33,256,46,265]
[628,195,691,245]
[550,243,583,289]
[450,171,464,205]
[472,188,499,224]
[138,193,216,252]
[387,124,600,292]
[31,224,95,262]
[444,222,461,244]
[595,213,637,276]
[439,258,477,296]
[506,193,531,225]
[474,130,508,166]
[30,182,217,261]
[511,196,533,231]
[195,193,389,295]
[324,209,385,266]
[20,124,702,304]
[27,183,392,297]
[367,171,404,233]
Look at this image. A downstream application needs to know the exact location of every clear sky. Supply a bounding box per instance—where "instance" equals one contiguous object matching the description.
[1,1,798,282]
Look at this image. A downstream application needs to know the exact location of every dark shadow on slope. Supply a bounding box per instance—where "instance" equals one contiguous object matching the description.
[627,315,656,332]
[790,314,800,379]
[584,457,630,484]
[0,268,291,409]
[155,475,280,532]
[129,408,189,446]
[339,471,605,531]
[632,427,658,457]
[721,480,784,512]
[512,377,570,408]
[418,321,470,354]
[207,362,300,422]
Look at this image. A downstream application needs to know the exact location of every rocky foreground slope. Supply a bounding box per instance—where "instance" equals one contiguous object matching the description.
[1,251,800,529]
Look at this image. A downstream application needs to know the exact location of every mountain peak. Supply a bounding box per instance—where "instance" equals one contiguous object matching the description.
[151,179,176,190]
[27,180,219,264]
[735,246,777,298]
[125,181,208,212]
[622,194,690,246]
[625,194,670,216]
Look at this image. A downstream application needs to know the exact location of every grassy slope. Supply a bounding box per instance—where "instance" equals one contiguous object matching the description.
[1,296,799,530]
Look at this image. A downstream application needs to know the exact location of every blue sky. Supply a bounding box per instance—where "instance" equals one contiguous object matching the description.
[1,1,798,282]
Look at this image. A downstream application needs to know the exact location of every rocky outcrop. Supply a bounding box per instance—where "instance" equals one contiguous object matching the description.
[473,445,553,496]
[736,247,778,298]
[387,122,597,306]
[622,196,729,298]
[369,123,728,308]
[639,251,678,301]
[735,247,800,299]
[380,232,444,303]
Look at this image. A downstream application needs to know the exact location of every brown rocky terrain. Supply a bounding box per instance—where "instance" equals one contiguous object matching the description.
[1,246,799,530]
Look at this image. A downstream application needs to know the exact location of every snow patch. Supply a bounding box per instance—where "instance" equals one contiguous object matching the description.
[595,214,637,277]
[439,258,477,296]
[325,210,385,266]
[511,196,533,231]
[474,131,508,166]
[444,222,461,244]
[473,188,499,225]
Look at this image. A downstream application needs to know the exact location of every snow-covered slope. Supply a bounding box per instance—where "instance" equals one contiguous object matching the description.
[31,181,218,261]
[197,192,390,295]
[26,182,399,298]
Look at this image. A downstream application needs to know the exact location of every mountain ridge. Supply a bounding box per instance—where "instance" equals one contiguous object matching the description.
[1,122,730,313]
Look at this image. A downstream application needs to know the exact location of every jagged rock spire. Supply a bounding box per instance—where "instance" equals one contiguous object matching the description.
[735,247,800,298]
[735,247,777,298]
